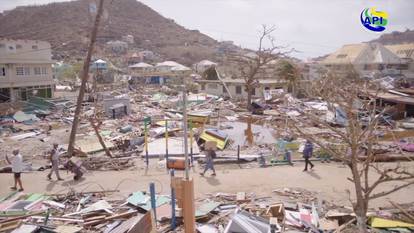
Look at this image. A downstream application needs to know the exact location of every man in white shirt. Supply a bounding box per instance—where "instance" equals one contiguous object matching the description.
[5,149,24,191]
[47,143,64,181]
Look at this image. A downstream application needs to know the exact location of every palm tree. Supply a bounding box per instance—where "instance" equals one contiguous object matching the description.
[276,60,300,96]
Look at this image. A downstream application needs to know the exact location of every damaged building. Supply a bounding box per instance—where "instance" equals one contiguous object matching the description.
[321,43,407,79]
[0,39,54,102]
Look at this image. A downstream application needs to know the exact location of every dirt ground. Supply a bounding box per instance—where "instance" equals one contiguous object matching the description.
[1,160,413,209]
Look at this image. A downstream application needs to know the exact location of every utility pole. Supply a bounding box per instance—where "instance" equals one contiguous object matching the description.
[181,75,195,232]
[183,83,189,180]
[67,0,105,156]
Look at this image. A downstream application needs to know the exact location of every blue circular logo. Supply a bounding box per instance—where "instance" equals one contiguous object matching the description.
[360,8,388,32]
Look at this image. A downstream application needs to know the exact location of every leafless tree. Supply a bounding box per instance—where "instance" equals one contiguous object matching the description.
[231,25,288,110]
[285,68,414,232]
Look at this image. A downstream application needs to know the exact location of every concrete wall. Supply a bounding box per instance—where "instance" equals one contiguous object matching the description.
[200,82,285,99]
[0,63,54,88]
[103,96,131,117]
[0,39,52,63]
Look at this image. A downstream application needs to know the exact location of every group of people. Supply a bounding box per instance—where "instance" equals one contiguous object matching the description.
[6,143,64,192]
[6,140,317,191]
[199,139,317,177]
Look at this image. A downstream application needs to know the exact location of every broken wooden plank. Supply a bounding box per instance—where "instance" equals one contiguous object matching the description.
[30,216,84,223]
[0,211,45,224]
[389,201,414,223]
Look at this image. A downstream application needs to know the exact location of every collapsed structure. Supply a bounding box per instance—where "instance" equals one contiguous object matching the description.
[0,36,414,232]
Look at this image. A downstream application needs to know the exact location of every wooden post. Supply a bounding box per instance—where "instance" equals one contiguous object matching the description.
[170,170,176,230]
[149,182,157,227]
[145,119,149,167]
[67,0,105,157]
[143,116,151,167]
[189,120,194,166]
[165,119,169,162]
[89,118,112,158]
[182,179,195,233]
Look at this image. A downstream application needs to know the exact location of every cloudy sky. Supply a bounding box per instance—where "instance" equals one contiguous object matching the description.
[2,0,413,60]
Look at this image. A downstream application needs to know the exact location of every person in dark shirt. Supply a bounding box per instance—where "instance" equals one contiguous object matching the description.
[303,140,314,171]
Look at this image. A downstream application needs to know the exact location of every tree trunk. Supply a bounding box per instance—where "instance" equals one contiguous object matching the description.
[246,85,252,111]
[350,162,368,233]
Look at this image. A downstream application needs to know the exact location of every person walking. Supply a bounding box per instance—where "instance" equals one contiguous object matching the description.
[6,149,24,191]
[47,143,64,181]
[200,148,217,176]
[303,140,314,171]
[285,149,293,166]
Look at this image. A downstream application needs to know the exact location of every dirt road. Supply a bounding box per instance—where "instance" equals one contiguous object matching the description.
[1,161,413,208]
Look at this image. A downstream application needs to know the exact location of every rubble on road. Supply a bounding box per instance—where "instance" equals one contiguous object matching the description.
[2,186,412,233]
[1,83,414,174]
[1,78,413,232]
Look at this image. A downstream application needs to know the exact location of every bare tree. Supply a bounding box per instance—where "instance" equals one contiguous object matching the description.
[231,25,287,110]
[285,68,414,232]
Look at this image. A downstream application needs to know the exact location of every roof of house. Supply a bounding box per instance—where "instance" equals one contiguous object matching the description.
[385,43,414,59]
[156,61,182,67]
[198,78,285,85]
[321,43,403,65]
[368,90,414,105]
[196,60,217,66]
[94,59,107,64]
[156,61,190,71]
[129,62,153,68]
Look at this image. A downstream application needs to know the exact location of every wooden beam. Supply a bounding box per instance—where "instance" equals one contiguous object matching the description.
[182,179,195,233]
[389,201,414,223]
[89,118,112,158]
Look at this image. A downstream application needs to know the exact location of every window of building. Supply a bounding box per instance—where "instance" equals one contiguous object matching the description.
[251,88,256,96]
[235,85,242,94]
[0,43,5,48]
[16,67,24,76]
[200,84,205,90]
[24,67,30,75]
[32,45,38,50]
[16,44,22,49]
[222,85,226,93]
[34,67,41,75]
[336,54,347,58]
[41,67,48,75]
[8,46,14,50]
[0,67,5,76]
[399,63,409,70]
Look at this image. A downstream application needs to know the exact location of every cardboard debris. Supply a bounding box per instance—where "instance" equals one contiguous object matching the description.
[370,217,414,228]
[146,137,200,156]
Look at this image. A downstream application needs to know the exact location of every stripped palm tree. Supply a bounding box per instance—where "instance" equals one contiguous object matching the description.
[276,60,300,96]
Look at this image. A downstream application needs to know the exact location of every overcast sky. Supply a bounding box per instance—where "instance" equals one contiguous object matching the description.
[2,0,414,60]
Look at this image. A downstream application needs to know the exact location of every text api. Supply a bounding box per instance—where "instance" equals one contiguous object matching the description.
[360,7,388,32]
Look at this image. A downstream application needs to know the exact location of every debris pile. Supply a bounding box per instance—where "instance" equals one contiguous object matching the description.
[1,187,413,232]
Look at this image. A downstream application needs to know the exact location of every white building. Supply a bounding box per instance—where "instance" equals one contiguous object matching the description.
[321,43,406,78]
[0,39,54,102]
